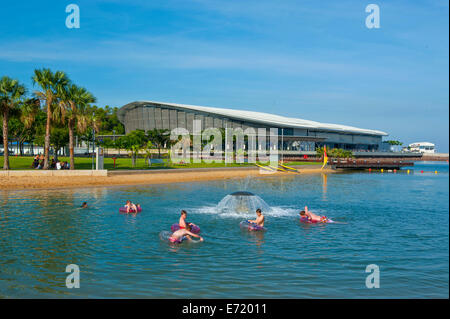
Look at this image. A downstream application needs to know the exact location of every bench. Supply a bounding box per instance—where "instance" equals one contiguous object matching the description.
[148,158,165,166]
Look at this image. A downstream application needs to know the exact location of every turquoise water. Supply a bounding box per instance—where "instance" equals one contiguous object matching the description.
[0,162,448,298]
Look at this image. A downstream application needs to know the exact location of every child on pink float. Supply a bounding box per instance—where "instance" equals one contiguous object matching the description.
[299,206,328,223]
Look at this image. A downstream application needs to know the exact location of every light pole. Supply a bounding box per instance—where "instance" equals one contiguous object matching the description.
[92,113,95,170]
[112,129,116,158]
[281,128,284,163]
[224,124,228,166]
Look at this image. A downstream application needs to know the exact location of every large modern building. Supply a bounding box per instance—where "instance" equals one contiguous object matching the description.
[117,101,388,151]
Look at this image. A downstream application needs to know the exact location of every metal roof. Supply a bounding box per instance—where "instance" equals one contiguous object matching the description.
[118,101,388,136]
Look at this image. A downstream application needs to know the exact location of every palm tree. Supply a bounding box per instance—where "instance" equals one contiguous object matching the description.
[120,130,147,167]
[0,76,26,170]
[32,68,69,169]
[58,84,96,169]
[15,98,40,156]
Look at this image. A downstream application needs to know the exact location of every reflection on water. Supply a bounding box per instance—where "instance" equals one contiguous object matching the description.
[322,173,327,201]
[0,162,448,298]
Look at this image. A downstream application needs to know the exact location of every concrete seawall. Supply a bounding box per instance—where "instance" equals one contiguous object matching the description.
[422,153,449,161]
[0,170,108,177]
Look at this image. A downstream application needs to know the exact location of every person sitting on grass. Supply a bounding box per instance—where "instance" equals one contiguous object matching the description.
[31,157,39,169]
[300,206,328,223]
[50,158,56,169]
[248,208,265,227]
[124,200,138,213]
[169,224,203,244]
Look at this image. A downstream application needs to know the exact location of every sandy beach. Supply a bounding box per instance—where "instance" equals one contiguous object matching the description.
[0,166,333,190]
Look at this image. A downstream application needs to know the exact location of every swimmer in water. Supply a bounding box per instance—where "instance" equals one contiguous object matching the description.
[300,206,328,223]
[248,208,264,227]
[81,202,88,208]
[179,210,197,229]
[125,200,138,213]
[169,224,203,243]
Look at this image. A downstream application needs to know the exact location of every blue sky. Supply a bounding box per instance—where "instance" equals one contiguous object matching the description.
[0,0,448,151]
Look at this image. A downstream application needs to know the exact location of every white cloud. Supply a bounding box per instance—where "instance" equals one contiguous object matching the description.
[0,34,393,79]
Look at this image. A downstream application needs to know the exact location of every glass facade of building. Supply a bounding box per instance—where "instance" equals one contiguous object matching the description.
[118,102,384,151]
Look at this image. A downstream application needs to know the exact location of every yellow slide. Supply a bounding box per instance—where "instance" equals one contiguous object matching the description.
[279,163,300,173]
[268,165,288,172]
[255,163,275,171]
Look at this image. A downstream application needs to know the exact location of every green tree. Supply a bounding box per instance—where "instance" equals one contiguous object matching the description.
[146,128,173,158]
[50,126,69,161]
[97,137,115,156]
[107,107,125,135]
[79,111,100,155]
[113,136,126,155]
[120,130,147,167]
[385,140,403,146]
[143,142,155,166]
[28,109,47,153]
[0,76,27,169]
[32,68,70,169]
[8,98,40,156]
[316,146,353,159]
[79,104,124,136]
[58,84,96,169]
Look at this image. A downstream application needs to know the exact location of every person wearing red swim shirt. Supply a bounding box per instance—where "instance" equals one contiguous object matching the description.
[179,210,198,229]
[124,200,138,213]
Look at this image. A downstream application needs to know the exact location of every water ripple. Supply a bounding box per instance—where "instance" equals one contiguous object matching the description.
[0,162,448,298]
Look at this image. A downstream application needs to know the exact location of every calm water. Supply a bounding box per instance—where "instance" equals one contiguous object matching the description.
[0,162,448,298]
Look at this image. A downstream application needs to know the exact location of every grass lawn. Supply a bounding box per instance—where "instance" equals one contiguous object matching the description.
[1,156,170,170]
[0,156,319,170]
